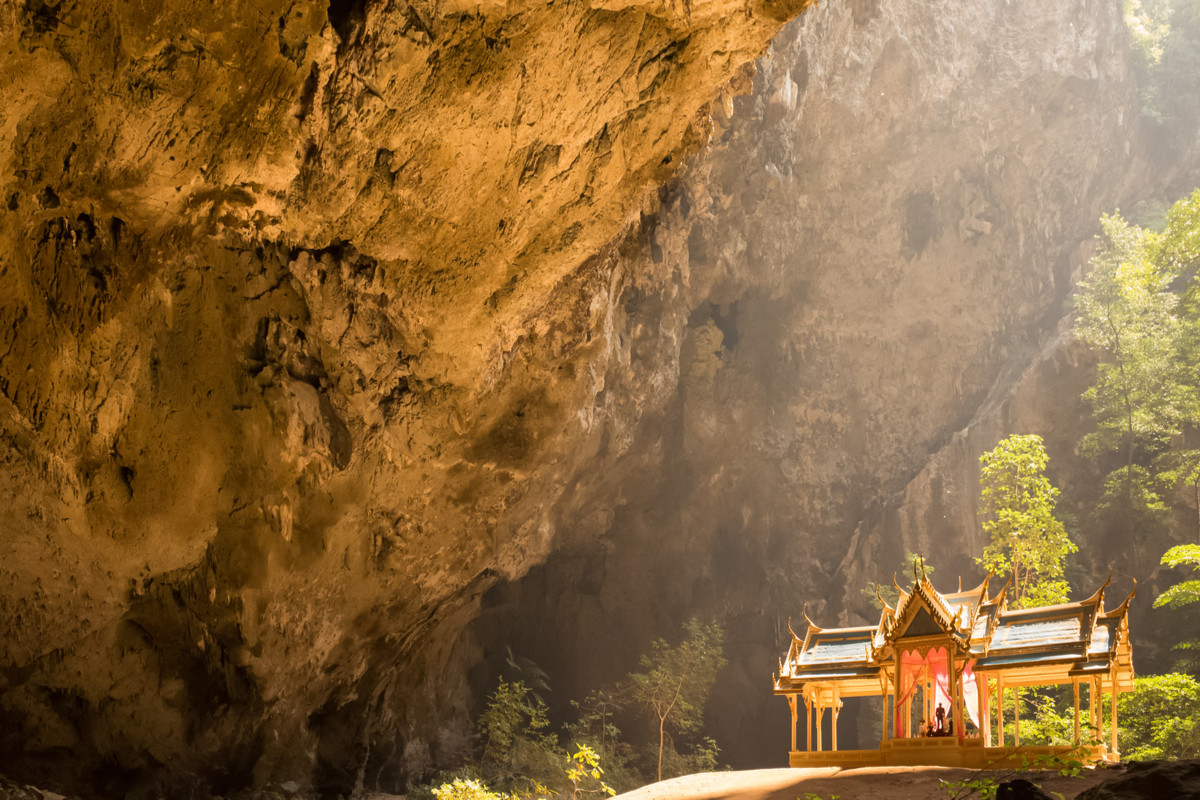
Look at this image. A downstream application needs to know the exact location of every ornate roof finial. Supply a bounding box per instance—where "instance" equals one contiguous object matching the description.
[1083,567,1114,606]
[875,584,894,612]
[803,603,823,632]
[1105,578,1138,618]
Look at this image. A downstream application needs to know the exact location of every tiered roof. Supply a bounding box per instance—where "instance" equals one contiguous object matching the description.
[774,566,1135,696]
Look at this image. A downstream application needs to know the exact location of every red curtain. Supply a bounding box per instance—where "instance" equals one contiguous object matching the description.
[896,647,976,738]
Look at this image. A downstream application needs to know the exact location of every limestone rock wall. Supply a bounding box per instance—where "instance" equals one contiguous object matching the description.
[468,0,1177,766]
[0,0,806,794]
[0,0,1191,792]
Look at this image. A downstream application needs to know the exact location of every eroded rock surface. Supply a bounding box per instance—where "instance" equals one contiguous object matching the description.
[2,0,1196,794]
[0,0,806,793]
[467,0,1196,766]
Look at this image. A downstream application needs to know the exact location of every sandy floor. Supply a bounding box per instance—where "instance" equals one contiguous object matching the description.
[613,765,1124,800]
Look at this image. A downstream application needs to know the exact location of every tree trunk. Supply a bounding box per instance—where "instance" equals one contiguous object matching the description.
[1194,476,1199,544]
[658,714,665,782]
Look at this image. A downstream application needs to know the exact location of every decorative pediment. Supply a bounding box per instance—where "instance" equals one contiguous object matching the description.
[899,605,945,638]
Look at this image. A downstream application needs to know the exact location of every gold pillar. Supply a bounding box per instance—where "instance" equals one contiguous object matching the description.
[1110,668,1119,756]
[951,655,961,737]
[816,693,824,752]
[1014,684,1021,746]
[789,694,798,752]
[996,678,1004,747]
[1073,680,1081,747]
[832,688,841,752]
[977,672,987,743]
[981,675,992,747]
[805,693,814,752]
[883,671,892,748]
[924,663,931,729]
[891,663,900,740]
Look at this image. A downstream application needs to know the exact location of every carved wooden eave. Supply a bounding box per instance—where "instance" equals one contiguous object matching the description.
[1100,577,1134,620]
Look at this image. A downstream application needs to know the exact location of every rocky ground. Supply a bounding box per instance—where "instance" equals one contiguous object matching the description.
[616,766,1117,800]
[12,762,1198,800]
[617,760,1200,800]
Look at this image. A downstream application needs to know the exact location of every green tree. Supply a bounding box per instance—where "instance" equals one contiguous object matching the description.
[625,619,726,782]
[1153,545,1200,673]
[1118,673,1200,760]
[565,744,615,800]
[433,778,515,800]
[478,679,561,792]
[564,690,639,792]
[1154,544,1200,609]
[1074,214,1183,488]
[976,434,1076,607]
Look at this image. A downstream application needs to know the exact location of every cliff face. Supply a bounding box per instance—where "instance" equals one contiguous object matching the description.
[0,0,1185,794]
[469,0,1167,766]
[0,0,806,794]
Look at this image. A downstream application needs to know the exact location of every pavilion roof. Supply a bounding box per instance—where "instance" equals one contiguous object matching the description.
[774,569,1136,695]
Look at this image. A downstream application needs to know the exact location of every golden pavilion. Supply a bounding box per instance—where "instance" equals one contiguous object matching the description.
[772,566,1135,768]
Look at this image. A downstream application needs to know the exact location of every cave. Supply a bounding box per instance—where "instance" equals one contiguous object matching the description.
[2,0,1200,797]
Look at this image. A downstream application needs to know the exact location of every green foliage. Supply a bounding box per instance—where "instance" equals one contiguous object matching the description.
[1073,195,1200,547]
[566,744,615,800]
[976,435,1075,607]
[1125,0,1174,65]
[1015,689,1075,747]
[626,619,726,782]
[1096,465,1169,528]
[563,690,640,793]
[479,679,562,793]
[432,778,516,800]
[1118,672,1200,759]
[1154,544,1200,609]
[938,748,1089,800]
[1126,0,1200,143]
[938,775,1001,800]
[655,735,722,779]
[1074,214,1183,471]
[1156,189,1200,272]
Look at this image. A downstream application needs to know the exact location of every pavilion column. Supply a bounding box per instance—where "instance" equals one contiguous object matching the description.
[789,695,798,752]
[977,673,987,744]
[805,694,813,752]
[951,656,961,738]
[832,688,841,752]
[881,688,889,746]
[1014,684,1021,746]
[924,664,931,729]
[981,675,992,747]
[996,678,1004,747]
[1090,677,1100,743]
[891,664,900,740]
[1110,668,1119,757]
[1073,680,1081,747]
[816,695,824,752]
